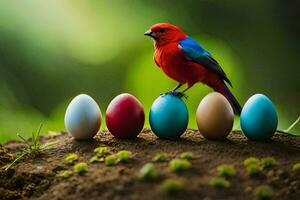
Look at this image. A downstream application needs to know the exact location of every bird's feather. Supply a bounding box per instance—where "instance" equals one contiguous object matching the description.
[178,37,232,87]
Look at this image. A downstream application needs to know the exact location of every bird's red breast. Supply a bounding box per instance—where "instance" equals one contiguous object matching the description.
[154,43,217,87]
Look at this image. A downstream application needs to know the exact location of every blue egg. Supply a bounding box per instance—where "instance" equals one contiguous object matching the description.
[149,94,189,140]
[240,94,278,141]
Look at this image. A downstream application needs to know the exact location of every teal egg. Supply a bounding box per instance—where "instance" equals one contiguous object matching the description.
[149,94,189,140]
[240,94,278,141]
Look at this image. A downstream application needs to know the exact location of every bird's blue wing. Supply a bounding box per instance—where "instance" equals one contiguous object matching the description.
[178,37,231,86]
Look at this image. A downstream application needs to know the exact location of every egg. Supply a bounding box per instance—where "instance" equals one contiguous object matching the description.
[65,94,102,140]
[106,93,145,139]
[196,92,234,140]
[149,94,189,140]
[240,94,278,141]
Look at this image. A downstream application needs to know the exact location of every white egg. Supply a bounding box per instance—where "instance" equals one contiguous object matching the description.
[65,94,102,140]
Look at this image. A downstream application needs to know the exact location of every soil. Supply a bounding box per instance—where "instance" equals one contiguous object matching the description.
[0,129,299,200]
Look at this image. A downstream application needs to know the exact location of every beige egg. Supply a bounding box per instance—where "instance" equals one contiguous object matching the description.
[196,92,234,140]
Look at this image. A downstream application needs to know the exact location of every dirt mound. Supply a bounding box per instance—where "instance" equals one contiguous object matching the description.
[0,129,299,200]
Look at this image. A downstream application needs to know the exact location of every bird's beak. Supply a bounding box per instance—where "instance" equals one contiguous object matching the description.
[144,30,156,39]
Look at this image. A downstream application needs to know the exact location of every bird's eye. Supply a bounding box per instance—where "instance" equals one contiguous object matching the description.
[159,29,165,33]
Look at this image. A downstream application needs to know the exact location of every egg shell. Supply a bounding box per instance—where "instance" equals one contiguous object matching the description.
[105,93,145,139]
[149,94,188,140]
[65,94,102,140]
[196,92,234,140]
[240,94,278,141]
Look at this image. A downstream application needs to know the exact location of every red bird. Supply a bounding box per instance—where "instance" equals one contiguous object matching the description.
[144,23,242,114]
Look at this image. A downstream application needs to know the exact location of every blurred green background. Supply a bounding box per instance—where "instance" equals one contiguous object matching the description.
[0,0,299,142]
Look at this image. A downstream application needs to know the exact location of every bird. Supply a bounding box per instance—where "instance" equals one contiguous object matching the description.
[144,23,242,114]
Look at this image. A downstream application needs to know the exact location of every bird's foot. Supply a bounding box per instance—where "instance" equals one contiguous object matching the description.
[160,91,189,99]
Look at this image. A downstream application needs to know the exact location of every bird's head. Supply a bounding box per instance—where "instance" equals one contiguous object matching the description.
[144,23,187,46]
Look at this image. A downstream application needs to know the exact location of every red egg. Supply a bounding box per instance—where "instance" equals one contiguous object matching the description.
[106,93,145,139]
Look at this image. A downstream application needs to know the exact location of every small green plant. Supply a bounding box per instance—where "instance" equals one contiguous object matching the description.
[153,153,166,162]
[246,164,262,176]
[254,185,273,200]
[94,146,109,156]
[292,162,300,171]
[210,177,230,189]
[138,163,158,180]
[117,150,132,162]
[261,157,277,170]
[160,179,184,193]
[89,155,104,163]
[65,153,78,164]
[179,152,193,160]
[244,157,260,167]
[57,170,72,179]
[105,155,117,166]
[3,124,56,171]
[169,159,191,172]
[74,162,88,174]
[217,164,236,178]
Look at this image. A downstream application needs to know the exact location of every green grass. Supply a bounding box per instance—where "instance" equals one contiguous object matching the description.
[2,124,56,171]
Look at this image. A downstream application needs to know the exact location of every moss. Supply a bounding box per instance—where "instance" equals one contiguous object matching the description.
[105,155,117,166]
[179,152,193,160]
[117,150,132,162]
[210,177,230,189]
[217,164,236,178]
[138,163,158,180]
[152,153,166,162]
[57,170,72,179]
[74,162,88,174]
[261,157,277,170]
[65,153,78,164]
[160,179,184,193]
[244,157,260,167]
[246,164,262,177]
[254,185,273,200]
[89,155,104,163]
[94,147,109,156]
[169,159,191,172]
[292,163,300,171]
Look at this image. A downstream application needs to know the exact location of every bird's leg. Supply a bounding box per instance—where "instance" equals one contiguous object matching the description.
[161,84,190,99]
[170,83,188,98]
[160,83,183,96]
[180,87,191,94]
[174,86,191,99]
[172,83,183,92]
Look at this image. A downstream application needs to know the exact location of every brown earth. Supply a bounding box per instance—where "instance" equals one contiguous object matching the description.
[0,129,299,200]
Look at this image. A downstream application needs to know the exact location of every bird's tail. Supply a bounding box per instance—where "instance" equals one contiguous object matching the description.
[214,82,242,115]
